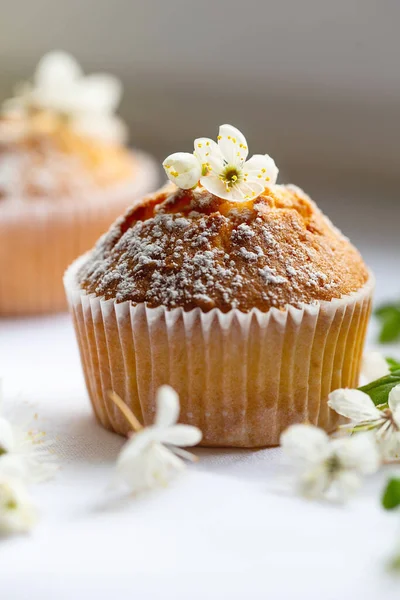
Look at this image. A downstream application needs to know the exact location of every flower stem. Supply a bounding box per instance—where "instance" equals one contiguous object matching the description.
[108,391,143,433]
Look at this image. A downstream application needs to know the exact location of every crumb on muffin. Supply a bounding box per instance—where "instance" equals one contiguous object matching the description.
[77,183,369,313]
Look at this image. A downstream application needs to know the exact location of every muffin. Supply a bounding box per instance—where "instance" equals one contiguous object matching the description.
[0,51,159,315]
[65,124,373,447]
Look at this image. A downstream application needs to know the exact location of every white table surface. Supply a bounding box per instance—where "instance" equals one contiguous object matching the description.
[0,189,399,600]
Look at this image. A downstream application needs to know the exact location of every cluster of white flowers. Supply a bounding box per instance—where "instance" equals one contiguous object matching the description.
[163,124,278,202]
[1,348,397,529]
[280,352,400,503]
[0,382,57,536]
[2,51,127,144]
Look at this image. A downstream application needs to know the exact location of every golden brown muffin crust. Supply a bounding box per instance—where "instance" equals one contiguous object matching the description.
[0,119,134,201]
[78,183,369,312]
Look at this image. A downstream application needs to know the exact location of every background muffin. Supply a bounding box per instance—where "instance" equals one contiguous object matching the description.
[0,52,159,315]
[65,124,373,447]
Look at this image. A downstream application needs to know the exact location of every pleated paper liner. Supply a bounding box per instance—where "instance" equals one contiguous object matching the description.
[0,151,159,316]
[65,255,374,448]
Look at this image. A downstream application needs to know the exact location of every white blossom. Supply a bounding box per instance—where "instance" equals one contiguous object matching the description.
[280,424,380,502]
[328,385,400,460]
[162,152,201,190]
[163,124,278,202]
[0,382,57,483]
[361,351,390,385]
[3,51,127,144]
[113,386,202,494]
[0,477,37,535]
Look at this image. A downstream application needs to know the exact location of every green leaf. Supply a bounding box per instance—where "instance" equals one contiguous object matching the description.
[359,369,400,406]
[388,553,400,573]
[382,478,400,510]
[375,304,400,344]
[386,357,400,372]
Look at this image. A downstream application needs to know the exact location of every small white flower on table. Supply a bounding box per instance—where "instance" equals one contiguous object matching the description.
[163,124,278,202]
[0,477,37,535]
[3,51,127,144]
[280,424,380,502]
[110,386,202,494]
[328,385,400,461]
[0,382,57,483]
[0,415,57,483]
[361,351,390,384]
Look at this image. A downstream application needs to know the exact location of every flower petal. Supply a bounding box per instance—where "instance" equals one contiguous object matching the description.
[218,124,248,165]
[361,351,390,385]
[154,385,180,427]
[200,174,261,202]
[280,424,330,465]
[379,433,400,461]
[389,385,400,428]
[332,433,380,474]
[331,470,362,502]
[0,418,14,453]
[328,388,382,422]
[76,74,123,114]
[234,179,265,201]
[116,442,184,493]
[116,428,156,466]
[34,51,82,87]
[193,138,224,174]
[73,113,128,144]
[244,154,279,187]
[199,175,232,200]
[0,477,37,535]
[297,466,330,499]
[163,152,201,190]
[159,424,202,447]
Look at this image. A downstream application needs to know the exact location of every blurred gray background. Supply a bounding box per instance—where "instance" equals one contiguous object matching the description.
[1,0,399,299]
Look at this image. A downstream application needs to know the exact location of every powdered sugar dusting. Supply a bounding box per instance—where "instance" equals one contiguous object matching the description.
[78,186,369,313]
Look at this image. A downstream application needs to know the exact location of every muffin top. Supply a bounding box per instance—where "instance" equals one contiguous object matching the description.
[0,51,133,201]
[0,124,134,200]
[77,182,369,313]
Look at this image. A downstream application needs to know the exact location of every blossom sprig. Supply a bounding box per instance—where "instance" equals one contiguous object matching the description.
[109,386,202,494]
[280,424,379,502]
[2,51,127,144]
[328,353,400,461]
[328,385,400,461]
[163,124,278,202]
[0,380,58,536]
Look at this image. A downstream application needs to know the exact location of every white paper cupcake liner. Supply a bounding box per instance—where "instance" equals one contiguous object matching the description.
[65,255,374,447]
[0,150,159,315]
